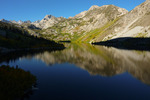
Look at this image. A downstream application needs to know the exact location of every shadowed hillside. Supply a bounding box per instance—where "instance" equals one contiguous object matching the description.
[92,37,150,51]
[0,21,65,52]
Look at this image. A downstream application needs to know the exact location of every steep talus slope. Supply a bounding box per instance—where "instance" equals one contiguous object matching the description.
[70,5,128,42]
[69,5,127,32]
[103,0,150,41]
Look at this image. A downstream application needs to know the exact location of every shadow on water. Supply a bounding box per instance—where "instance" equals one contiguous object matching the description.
[92,37,150,51]
[0,49,64,64]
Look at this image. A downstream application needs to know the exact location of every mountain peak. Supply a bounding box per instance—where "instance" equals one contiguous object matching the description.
[89,5,99,10]
[146,0,150,4]
[45,15,55,19]
[24,20,31,23]
[18,20,23,24]
[33,20,40,23]
[43,15,56,21]
[0,19,10,23]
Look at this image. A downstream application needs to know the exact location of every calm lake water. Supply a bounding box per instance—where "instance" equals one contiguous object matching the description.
[1,43,150,100]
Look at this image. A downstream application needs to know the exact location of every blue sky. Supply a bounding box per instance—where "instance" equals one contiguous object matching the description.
[0,0,145,22]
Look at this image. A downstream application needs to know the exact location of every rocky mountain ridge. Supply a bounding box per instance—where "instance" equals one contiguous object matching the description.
[30,4,128,41]
[1,0,150,42]
[32,15,66,29]
[0,19,32,24]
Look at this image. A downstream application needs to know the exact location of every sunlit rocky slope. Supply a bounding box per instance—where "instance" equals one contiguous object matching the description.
[1,0,150,42]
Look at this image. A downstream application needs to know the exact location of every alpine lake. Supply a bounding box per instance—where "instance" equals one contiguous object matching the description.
[1,43,150,100]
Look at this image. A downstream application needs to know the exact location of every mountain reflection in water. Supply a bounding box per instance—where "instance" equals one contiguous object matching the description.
[24,43,150,85]
[1,43,150,100]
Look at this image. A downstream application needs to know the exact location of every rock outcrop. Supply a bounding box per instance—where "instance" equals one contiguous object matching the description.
[33,15,65,29]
